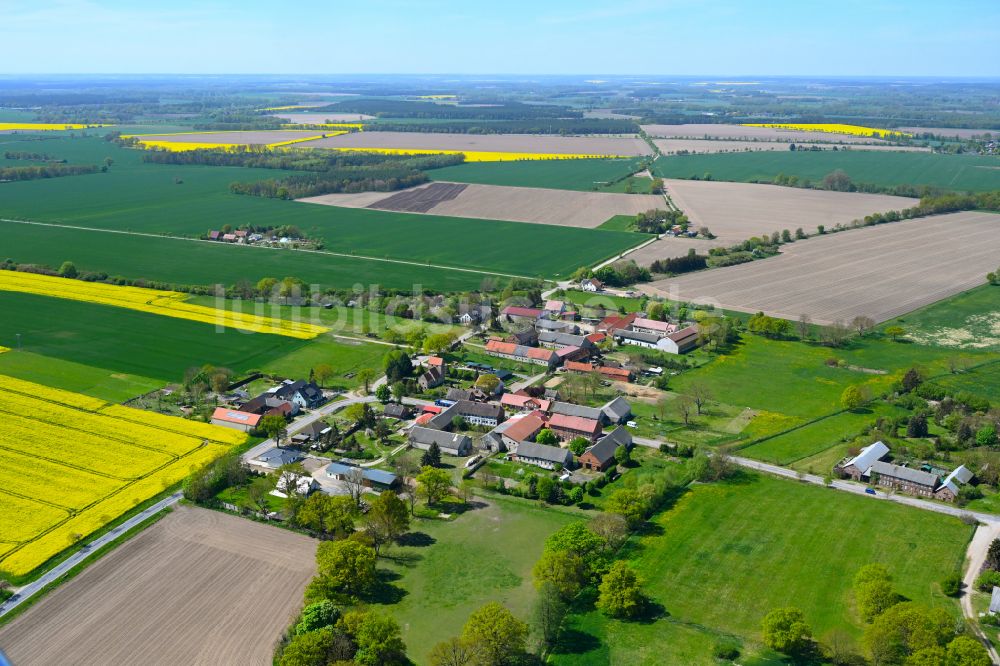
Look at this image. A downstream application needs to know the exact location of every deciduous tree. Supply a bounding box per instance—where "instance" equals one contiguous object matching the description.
[761,607,813,657]
[460,602,529,666]
[596,561,644,619]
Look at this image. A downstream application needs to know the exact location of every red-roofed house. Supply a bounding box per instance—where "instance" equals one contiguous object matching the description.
[549,412,603,443]
[500,412,548,450]
[597,313,637,334]
[564,360,595,374]
[586,332,607,345]
[555,345,588,362]
[501,306,543,322]
[485,340,559,369]
[427,356,445,369]
[500,393,552,413]
[211,407,261,432]
[598,366,633,382]
[415,413,435,426]
[422,405,443,414]
[631,317,678,336]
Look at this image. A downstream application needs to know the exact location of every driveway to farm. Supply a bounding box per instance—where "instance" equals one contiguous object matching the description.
[0,492,183,619]
[963,522,1000,664]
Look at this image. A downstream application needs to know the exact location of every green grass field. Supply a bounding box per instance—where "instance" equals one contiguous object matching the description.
[257,337,387,391]
[428,157,647,191]
[554,474,971,664]
[886,285,1000,351]
[596,214,636,231]
[0,135,646,283]
[0,291,304,385]
[652,150,1000,192]
[0,351,163,402]
[377,497,577,664]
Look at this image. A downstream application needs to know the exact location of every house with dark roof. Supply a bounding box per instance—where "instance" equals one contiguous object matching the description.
[601,397,633,425]
[869,461,940,498]
[252,447,303,469]
[535,318,580,334]
[579,427,632,471]
[383,403,412,420]
[428,400,505,429]
[274,380,325,409]
[242,394,299,418]
[550,401,605,422]
[408,426,473,456]
[514,440,574,470]
[538,330,594,351]
[580,278,603,292]
[325,462,398,490]
[501,305,544,322]
[418,366,445,390]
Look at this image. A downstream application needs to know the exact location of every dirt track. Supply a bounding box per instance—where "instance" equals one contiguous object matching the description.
[642,124,892,144]
[0,505,316,666]
[662,179,915,246]
[300,182,664,227]
[643,211,1000,324]
[293,131,653,155]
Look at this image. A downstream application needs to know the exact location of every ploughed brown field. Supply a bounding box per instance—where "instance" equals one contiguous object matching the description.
[643,211,1000,324]
[662,179,915,246]
[300,182,665,227]
[641,124,893,144]
[0,505,316,666]
[900,127,1000,139]
[293,131,654,155]
[133,129,330,144]
[654,138,929,154]
[275,112,375,123]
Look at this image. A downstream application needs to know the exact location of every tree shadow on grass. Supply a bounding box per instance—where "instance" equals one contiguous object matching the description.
[395,531,435,547]
[366,569,408,605]
[380,550,423,568]
[550,628,603,656]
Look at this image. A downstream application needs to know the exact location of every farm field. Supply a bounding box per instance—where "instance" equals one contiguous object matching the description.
[0,221,491,292]
[641,123,895,144]
[292,131,653,156]
[301,181,664,228]
[0,271,327,339]
[647,211,1000,324]
[652,149,1000,192]
[273,112,374,123]
[901,126,1000,138]
[654,138,928,154]
[0,351,162,403]
[376,497,577,663]
[428,157,647,190]
[256,337,388,392]
[0,505,316,665]
[661,178,915,245]
[886,285,1000,350]
[0,377,245,576]
[0,291,304,385]
[125,129,333,148]
[555,474,970,664]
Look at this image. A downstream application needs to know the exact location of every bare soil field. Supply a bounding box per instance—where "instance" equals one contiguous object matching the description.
[300,182,664,227]
[295,131,653,155]
[132,129,331,144]
[901,127,1000,139]
[0,505,316,666]
[275,112,375,123]
[584,109,641,120]
[654,139,928,154]
[643,211,1000,324]
[642,124,891,144]
[663,179,916,245]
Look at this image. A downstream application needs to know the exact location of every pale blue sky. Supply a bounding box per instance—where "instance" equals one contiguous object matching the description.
[3,0,998,76]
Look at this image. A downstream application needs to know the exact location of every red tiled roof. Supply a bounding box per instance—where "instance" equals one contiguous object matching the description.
[486,340,518,355]
[632,317,676,333]
[555,345,582,358]
[598,313,637,332]
[526,347,557,361]
[564,361,595,373]
[549,412,601,435]
[502,413,547,442]
[422,405,443,414]
[415,413,434,425]
[211,408,261,427]
[501,306,543,318]
[585,332,606,344]
[427,356,445,367]
[501,393,552,412]
[598,366,631,381]
[668,325,700,342]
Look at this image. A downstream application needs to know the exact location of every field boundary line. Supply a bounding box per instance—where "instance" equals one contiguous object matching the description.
[0,218,536,280]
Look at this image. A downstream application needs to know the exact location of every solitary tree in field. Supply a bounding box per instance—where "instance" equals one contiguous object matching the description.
[58,260,78,279]
[356,368,376,393]
[841,385,868,411]
[884,325,906,342]
[797,314,812,340]
[761,607,813,657]
[851,315,876,337]
[675,394,695,425]
[688,381,713,415]
[313,363,334,387]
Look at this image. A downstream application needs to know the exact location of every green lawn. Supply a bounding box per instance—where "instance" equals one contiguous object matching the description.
[428,158,647,191]
[556,474,971,664]
[652,150,1000,192]
[0,135,646,285]
[886,285,1000,352]
[258,337,387,391]
[376,496,577,664]
[596,214,637,231]
[0,290,305,385]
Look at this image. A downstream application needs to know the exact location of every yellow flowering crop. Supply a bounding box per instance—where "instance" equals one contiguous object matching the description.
[318,147,627,162]
[0,271,328,339]
[123,129,330,152]
[281,123,364,130]
[741,123,910,139]
[0,374,246,576]
[0,123,113,131]
[0,346,8,354]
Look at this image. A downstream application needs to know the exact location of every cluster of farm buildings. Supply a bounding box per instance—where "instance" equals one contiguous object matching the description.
[835,441,974,503]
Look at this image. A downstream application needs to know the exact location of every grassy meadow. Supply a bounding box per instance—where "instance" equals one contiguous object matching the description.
[428,157,647,191]
[653,150,1000,191]
[553,474,971,665]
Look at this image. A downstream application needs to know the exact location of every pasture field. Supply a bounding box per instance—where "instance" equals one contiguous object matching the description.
[654,138,928,154]
[742,122,907,138]
[887,285,1000,350]
[652,149,1000,192]
[0,221,491,292]
[641,123,894,143]
[0,351,162,403]
[0,377,245,577]
[428,157,647,190]
[0,506,316,664]
[256,337,388,392]
[661,178,915,246]
[291,131,653,157]
[301,182,664,228]
[376,497,577,663]
[648,212,1000,324]
[0,291,305,384]
[0,271,327,339]
[554,474,970,664]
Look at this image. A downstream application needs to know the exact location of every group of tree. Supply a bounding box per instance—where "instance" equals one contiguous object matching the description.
[593,260,651,287]
[278,605,407,666]
[427,602,530,666]
[0,163,99,181]
[747,311,792,339]
[649,248,708,276]
[634,208,690,235]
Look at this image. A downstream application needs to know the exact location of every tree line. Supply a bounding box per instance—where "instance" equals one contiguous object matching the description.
[0,163,99,181]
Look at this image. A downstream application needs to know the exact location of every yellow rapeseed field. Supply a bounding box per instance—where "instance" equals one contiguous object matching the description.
[0,375,246,576]
[281,123,364,130]
[0,271,328,339]
[741,123,910,138]
[0,122,113,131]
[0,346,8,354]
[319,147,626,162]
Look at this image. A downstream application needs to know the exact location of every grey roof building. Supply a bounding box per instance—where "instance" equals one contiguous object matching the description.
[408,426,473,456]
[601,397,632,424]
[538,330,593,349]
[514,441,574,470]
[427,400,504,430]
[550,401,605,423]
[253,447,303,469]
[580,427,632,471]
